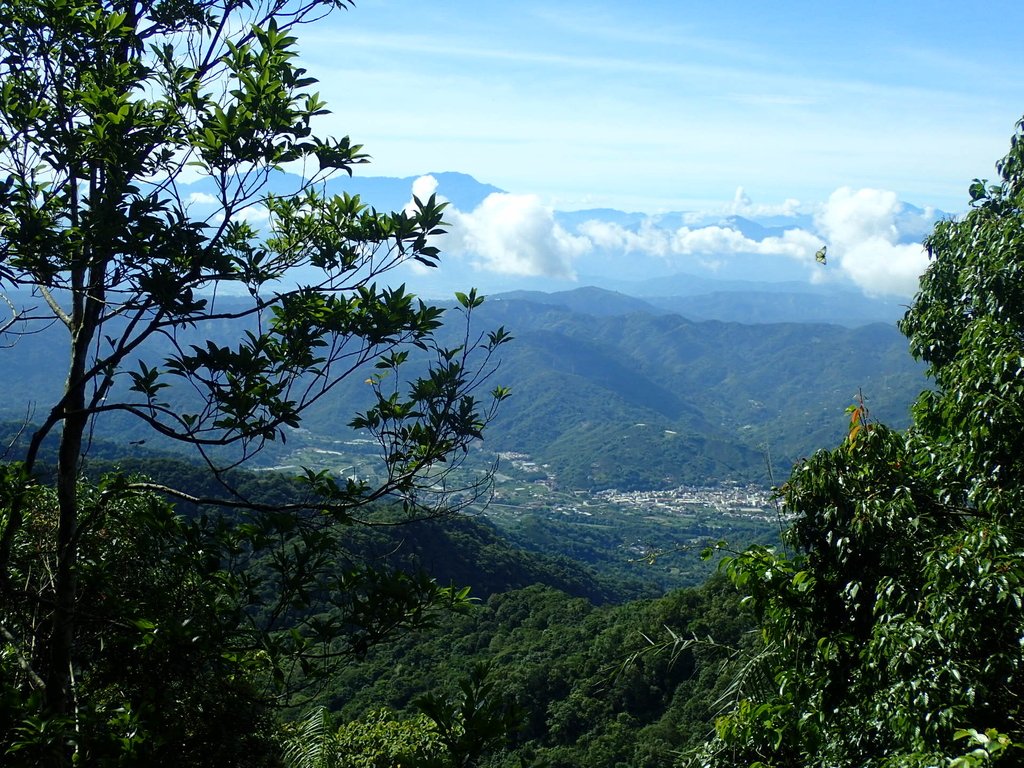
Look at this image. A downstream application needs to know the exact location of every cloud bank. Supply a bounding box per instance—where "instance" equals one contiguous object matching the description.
[407,176,937,297]
[410,175,587,279]
[816,187,930,296]
[449,193,588,278]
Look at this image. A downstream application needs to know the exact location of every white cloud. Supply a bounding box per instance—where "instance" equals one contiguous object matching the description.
[817,187,901,245]
[404,174,442,216]
[577,186,931,296]
[576,219,672,257]
[400,175,934,295]
[577,218,820,262]
[835,240,927,297]
[681,188,803,225]
[187,191,219,206]
[411,174,439,202]
[756,229,824,261]
[732,186,753,210]
[211,203,269,227]
[728,186,801,218]
[671,225,821,262]
[403,176,589,279]
[816,187,929,296]
[445,192,588,278]
[400,176,449,273]
[236,205,270,224]
[671,225,751,255]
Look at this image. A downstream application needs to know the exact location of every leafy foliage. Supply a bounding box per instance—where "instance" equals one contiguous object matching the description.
[332,709,447,768]
[281,664,521,768]
[322,577,753,768]
[0,0,508,763]
[283,707,343,768]
[684,118,1024,768]
[0,476,276,766]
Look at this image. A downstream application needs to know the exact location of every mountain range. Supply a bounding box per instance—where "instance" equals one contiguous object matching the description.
[0,283,927,490]
[0,170,936,489]
[180,170,942,308]
[470,291,924,488]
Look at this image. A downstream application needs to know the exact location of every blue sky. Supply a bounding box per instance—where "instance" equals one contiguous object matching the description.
[189,0,1024,298]
[298,0,1024,214]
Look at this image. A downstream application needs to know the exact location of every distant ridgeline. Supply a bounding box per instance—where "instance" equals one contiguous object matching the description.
[0,286,925,491]
[0,424,646,604]
[475,290,924,488]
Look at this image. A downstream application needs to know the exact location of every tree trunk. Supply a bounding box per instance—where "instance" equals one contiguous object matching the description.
[42,285,100,766]
[44,408,85,719]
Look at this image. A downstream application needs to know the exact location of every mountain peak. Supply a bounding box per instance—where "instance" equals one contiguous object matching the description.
[491,286,662,317]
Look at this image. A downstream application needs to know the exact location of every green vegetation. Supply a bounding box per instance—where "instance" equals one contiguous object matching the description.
[1,0,1022,764]
[464,301,925,488]
[1,475,278,764]
[324,578,752,768]
[300,120,1024,767]
[0,0,508,764]
[683,121,1024,767]
[0,288,926,490]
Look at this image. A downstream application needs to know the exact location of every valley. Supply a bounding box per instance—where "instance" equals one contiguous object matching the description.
[249,424,786,592]
[0,278,919,597]
[2,0,1019,762]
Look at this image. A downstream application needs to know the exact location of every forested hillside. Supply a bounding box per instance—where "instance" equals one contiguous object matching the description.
[1,0,1022,766]
[0,288,925,489]
[679,128,1024,767]
[475,296,923,487]
[0,0,512,763]
[323,577,752,767]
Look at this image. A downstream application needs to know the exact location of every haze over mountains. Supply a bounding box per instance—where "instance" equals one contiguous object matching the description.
[0,291,926,490]
[183,170,943,306]
[1,170,934,488]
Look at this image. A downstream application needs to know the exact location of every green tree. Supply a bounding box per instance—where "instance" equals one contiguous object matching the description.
[280,664,521,768]
[1,474,280,766]
[0,0,508,763]
[683,119,1024,767]
[303,708,448,768]
[415,662,524,768]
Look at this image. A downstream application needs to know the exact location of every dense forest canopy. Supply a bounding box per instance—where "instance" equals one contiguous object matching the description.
[682,122,1024,768]
[2,0,1024,765]
[0,0,508,764]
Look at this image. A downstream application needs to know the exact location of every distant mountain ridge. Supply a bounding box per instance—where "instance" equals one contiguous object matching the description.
[493,282,907,327]
[180,169,943,310]
[3,164,934,488]
[491,287,665,317]
[473,295,924,488]
[0,286,925,490]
